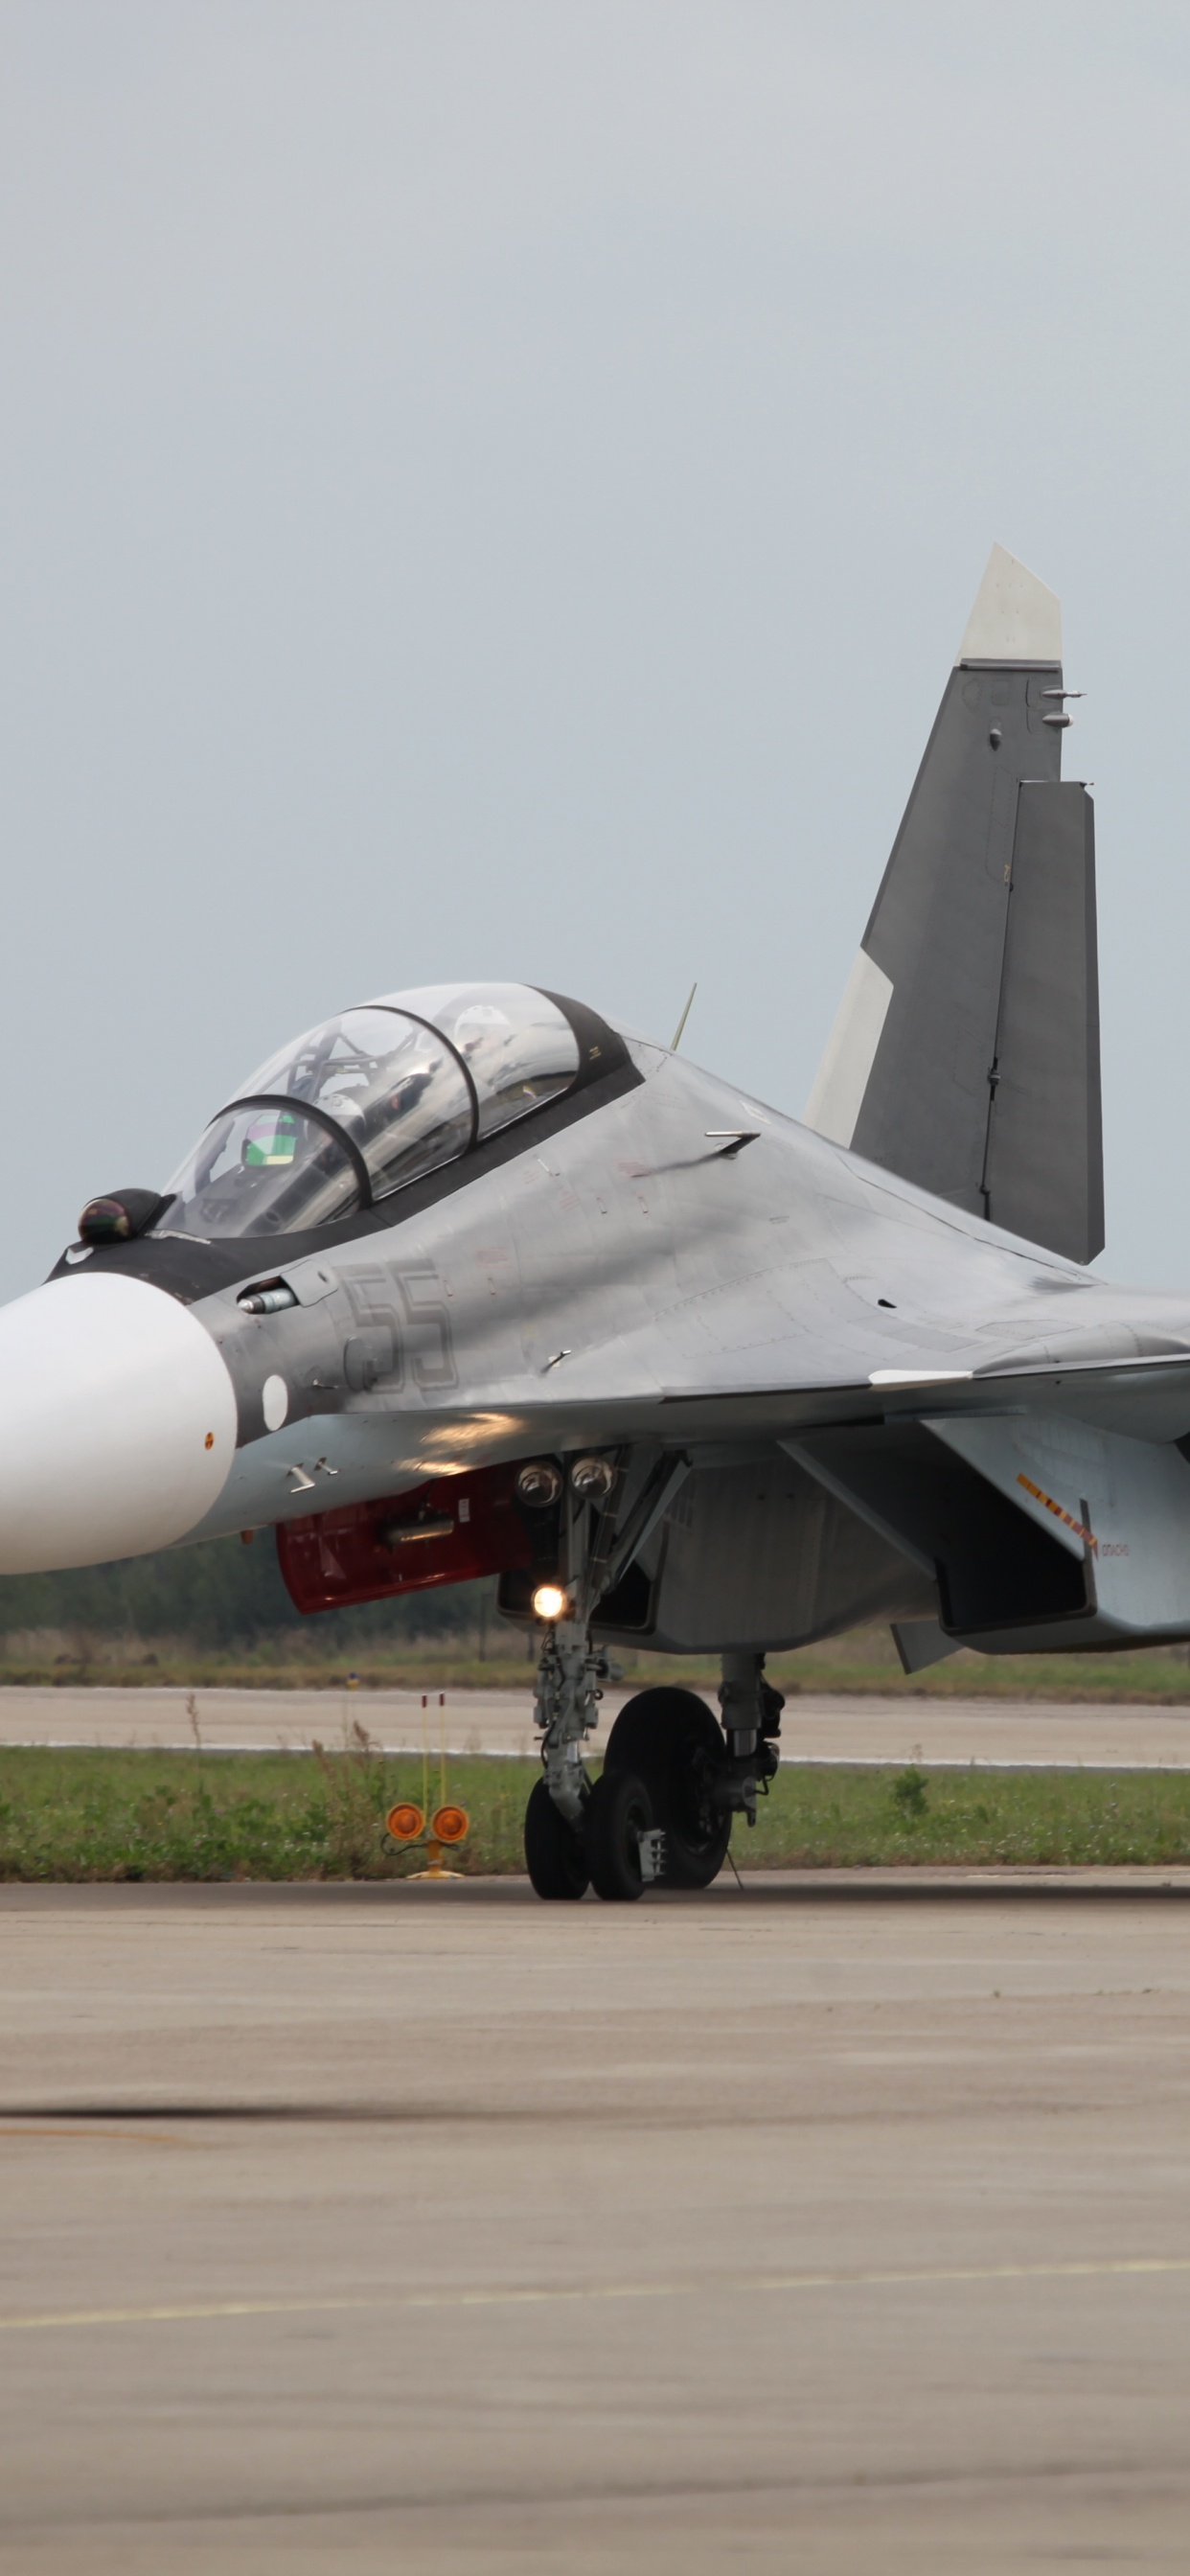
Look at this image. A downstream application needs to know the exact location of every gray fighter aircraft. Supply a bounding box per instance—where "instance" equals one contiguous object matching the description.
[5,543,1181,1898]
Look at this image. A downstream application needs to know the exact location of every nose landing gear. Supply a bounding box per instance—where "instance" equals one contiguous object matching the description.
[523,1662,783,1902]
[522,1616,606,1900]
[518,1448,782,1901]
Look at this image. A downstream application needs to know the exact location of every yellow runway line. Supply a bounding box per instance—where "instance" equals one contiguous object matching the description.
[4,2253,1190,2334]
[0,2126,199,2147]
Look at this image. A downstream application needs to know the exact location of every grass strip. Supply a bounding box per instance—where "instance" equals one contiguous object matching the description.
[9,1633,1190,1700]
[6,1746,1190,1879]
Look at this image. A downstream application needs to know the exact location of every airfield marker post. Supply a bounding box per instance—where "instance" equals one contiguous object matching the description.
[388,1695,469,1879]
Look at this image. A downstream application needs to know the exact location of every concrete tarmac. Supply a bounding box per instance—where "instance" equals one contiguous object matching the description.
[7,1681,1190,1766]
[3,1876,1190,2570]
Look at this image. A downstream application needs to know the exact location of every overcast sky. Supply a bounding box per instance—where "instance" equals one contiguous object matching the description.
[2,1,1189,1300]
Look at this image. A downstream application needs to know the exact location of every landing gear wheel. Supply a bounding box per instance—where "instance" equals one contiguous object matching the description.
[603,1688,731,1889]
[524,1777,589,1899]
[585,1767,654,1902]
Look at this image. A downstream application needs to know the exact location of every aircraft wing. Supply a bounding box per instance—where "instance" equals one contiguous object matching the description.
[470,1300,1190,1454]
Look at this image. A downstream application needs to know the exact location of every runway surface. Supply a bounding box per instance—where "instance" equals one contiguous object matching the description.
[7,1681,1190,1766]
[3,1875,1190,2570]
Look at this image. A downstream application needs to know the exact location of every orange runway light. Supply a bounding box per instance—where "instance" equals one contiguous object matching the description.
[385,1802,425,1844]
[430,1804,469,1847]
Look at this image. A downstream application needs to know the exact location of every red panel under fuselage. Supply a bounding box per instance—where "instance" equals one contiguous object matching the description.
[276,1462,534,1615]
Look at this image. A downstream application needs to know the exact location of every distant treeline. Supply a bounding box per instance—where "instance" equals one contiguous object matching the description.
[0,1534,494,1648]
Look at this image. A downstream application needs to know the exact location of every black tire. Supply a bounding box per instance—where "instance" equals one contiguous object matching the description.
[524,1777,589,1899]
[585,1767,653,1902]
[603,1687,731,1889]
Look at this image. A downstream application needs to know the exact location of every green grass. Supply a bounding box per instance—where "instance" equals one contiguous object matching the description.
[5,1744,1190,1878]
[0,1742,531,1881]
[744,1762,1190,1870]
[8,1622,1190,1698]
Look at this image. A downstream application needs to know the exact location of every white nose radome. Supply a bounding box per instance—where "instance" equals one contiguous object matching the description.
[0,1274,237,1573]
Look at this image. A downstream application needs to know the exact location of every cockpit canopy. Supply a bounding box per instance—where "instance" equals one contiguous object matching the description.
[156,983,581,1240]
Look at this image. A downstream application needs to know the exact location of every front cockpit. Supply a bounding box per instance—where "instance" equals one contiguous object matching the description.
[154,984,584,1241]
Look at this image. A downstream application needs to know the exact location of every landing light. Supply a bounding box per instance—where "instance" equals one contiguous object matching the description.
[532,1582,569,1622]
[570,1454,615,1500]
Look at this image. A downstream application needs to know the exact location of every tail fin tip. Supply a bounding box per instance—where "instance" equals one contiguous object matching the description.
[956,542,1062,667]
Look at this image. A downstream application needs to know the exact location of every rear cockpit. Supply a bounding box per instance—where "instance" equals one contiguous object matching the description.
[155,984,583,1241]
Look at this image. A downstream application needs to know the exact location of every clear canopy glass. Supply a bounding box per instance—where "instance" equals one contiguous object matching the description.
[379,984,580,1138]
[160,1104,362,1239]
[234,1006,475,1199]
[154,986,580,1240]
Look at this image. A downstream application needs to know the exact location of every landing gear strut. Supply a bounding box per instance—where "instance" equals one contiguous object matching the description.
[520,1449,782,1902]
[522,1617,609,1900]
[523,1448,659,1901]
[717,1650,783,1826]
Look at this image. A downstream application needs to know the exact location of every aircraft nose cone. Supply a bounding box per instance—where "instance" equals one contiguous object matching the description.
[0,1274,237,1573]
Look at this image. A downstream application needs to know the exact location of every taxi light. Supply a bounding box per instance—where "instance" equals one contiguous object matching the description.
[430,1804,469,1846]
[570,1454,615,1500]
[385,1801,424,1843]
[532,1582,568,1622]
[516,1460,563,1507]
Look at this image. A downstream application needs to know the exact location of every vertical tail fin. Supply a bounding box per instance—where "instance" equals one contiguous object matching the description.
[805,544,1103,1265]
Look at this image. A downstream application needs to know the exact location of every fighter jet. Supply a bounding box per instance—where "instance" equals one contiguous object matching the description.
[5,543,1184,1898]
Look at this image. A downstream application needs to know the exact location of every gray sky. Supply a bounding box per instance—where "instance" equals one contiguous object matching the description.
[2,1,1189,1300]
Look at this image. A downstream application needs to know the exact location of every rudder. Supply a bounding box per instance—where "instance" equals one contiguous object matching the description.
[804,544,1103,1264]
